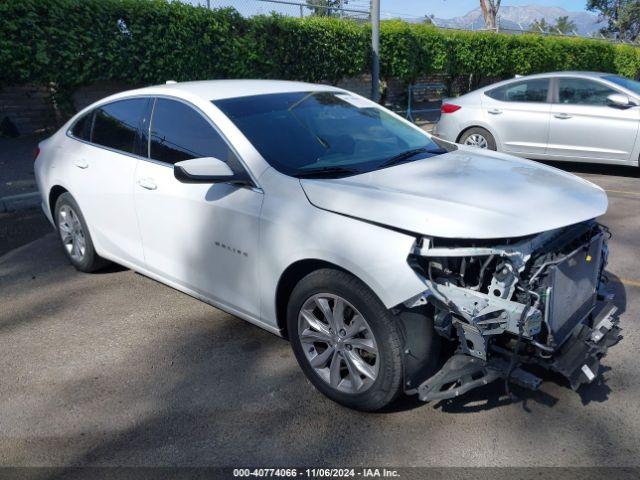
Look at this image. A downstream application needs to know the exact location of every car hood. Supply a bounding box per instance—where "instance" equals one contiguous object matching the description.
[300,148,608,239]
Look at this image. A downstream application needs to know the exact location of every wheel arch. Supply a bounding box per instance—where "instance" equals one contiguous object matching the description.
[275,259,355,339]
[456,123,488,143]
[276,259,440,394]
[455,121,502,147]
[48,185,69,219]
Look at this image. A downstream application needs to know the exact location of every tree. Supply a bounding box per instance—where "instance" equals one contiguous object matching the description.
[587,0,640,41]
[306,0,348,17]
[529,16,577,34]
[423,14,435,25]
[530,17,551,33]
[554,15,577,34]
[479,0,501,31]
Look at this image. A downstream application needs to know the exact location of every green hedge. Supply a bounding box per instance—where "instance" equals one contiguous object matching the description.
[1,0,639,89]
[241,15,369,83]
[0,0,249,87]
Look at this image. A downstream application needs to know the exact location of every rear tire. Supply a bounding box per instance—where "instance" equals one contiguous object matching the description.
[287,268,405,411]
[54,192,108,272]
[459,127,497,151]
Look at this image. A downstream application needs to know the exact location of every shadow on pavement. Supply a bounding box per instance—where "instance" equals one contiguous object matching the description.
[0,134,45,198]
[0,208,52,256]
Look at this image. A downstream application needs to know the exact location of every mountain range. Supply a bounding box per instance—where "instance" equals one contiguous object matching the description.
[426,5,606,35]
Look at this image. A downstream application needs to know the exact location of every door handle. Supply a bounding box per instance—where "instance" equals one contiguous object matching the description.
[137,178,157,190]
[74,159,89,169]
[554,113,572,119]
[487,109,502,115]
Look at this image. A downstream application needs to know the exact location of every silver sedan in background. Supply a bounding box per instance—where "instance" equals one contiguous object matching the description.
[434,71,640,167]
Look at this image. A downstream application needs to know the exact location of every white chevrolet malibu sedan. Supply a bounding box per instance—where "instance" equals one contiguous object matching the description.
[35,80,620,411]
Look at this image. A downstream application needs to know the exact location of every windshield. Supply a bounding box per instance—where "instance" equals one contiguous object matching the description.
[213,91,445,177]
[603,75,640,95]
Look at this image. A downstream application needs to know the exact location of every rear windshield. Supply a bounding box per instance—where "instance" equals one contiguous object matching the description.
[213,91,443,177]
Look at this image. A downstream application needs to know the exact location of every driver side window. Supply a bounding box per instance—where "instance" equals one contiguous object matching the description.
[149,98,240,170]
[558,78,617,106]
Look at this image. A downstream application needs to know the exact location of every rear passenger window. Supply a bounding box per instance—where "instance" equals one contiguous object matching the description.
[149,98,239,167]
[91,99,148,154]
[558,78,616,106]
[486,79,549,103]
[71,112,93,141]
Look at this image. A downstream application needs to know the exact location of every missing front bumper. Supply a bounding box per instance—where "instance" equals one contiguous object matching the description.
[549,303,621,390]
[415,303,621,402]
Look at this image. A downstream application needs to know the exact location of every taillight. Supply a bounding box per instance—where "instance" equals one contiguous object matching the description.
[34,146,41,161]
[441,103,461,114]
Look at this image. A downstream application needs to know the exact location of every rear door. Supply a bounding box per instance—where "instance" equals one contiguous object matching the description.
[67,97,149,265]
[547,77,640,163]
[482,78,551,156]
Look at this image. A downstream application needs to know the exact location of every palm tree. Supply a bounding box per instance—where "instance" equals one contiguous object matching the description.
[554,16,577,34]
[530,17,551,33]
[306,0,346,17]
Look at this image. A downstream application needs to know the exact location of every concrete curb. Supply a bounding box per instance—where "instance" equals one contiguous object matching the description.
[0,191,40,213]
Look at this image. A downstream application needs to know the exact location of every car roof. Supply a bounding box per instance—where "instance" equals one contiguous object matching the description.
[486,71,616,87]
[123,79,343,101]
[514,71,611,80]
[461,71,617,97]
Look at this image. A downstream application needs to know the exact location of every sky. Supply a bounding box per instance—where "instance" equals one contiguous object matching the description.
[377,0,590,19]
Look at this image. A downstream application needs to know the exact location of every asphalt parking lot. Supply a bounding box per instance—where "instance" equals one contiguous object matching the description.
[0,160,639,469]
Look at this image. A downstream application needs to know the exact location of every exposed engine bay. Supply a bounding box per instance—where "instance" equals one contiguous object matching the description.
[404,220,621,402]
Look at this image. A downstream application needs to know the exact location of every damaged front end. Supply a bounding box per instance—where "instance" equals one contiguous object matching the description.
[404,221,621,402]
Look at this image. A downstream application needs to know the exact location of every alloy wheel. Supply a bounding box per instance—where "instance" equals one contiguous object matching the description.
[58,205,86,262]
[464,133,489,149]
[298,293,379,394]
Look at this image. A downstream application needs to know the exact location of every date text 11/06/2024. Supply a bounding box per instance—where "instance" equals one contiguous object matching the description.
[232,468,400,478]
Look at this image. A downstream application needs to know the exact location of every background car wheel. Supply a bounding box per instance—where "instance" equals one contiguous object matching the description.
[54,192,108,272]
[460,127,496,151]
[287,268,404,411]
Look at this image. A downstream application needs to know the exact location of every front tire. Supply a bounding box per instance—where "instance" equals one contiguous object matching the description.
[460,127,497,151]
[287,269,404,411]
[54,192,108,272]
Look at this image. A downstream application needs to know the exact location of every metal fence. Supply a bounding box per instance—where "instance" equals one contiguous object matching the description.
[443,19,640,46]
[191,0,370,21]
[183,0,638,47]
[378,8,638,46]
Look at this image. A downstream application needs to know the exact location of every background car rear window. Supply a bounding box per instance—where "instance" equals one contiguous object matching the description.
[91,99,148,154]
[558,78,616,106]
[71,112,92,141]
[149,99,238,166]
[486,79,549,103]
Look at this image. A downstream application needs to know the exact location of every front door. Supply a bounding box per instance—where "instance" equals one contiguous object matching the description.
[133,98,264,318]
[547,77,640,163]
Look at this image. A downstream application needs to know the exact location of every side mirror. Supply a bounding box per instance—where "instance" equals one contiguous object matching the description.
[607,93,636,109]
[174,157,248,185]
